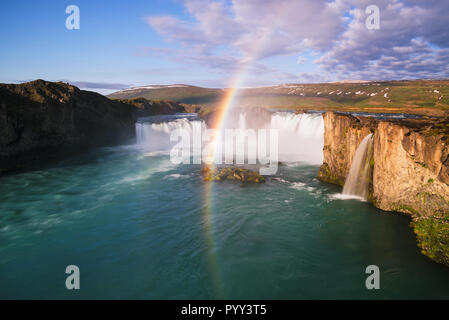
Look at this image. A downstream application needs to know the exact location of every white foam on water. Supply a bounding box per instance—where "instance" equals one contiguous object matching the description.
[273,177,320,197]
[329,193,367,202]
[164,174,190,179]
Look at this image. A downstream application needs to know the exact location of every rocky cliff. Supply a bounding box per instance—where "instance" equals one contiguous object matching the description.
[318,112,449,266]
[0,80,186,174]
[115,97,186,117]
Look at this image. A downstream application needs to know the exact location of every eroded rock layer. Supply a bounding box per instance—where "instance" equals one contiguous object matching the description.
[319,112,449,266]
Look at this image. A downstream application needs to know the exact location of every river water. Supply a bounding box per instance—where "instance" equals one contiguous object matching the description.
[0,112,448,299]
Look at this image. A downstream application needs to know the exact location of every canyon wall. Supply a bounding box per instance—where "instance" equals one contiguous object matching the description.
[319,112,449,266]
[0,80,187,174]
[0,80,137,173]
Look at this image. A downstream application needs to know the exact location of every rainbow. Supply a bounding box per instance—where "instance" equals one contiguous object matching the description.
[200,77,243,298]
[199,32,270,294]
[197,2,293,294]
[210,86,239,130]
[204,79,242,163]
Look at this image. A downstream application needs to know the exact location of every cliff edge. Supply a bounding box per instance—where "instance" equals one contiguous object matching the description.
[0,80,186,174]
[318,112,449,266]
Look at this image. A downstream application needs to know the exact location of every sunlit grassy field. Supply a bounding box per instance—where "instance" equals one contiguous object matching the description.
[109,80,449,116]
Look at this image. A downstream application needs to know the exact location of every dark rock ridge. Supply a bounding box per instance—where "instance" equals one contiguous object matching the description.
[115,97,186,117]
[318,112,449,266]
[0,80,186,174]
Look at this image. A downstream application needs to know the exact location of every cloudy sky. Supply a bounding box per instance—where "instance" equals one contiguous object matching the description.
[1,0,448,93]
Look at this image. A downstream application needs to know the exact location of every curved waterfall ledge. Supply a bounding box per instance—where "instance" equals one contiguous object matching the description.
[318,111,449,266]
[145,108,324,165]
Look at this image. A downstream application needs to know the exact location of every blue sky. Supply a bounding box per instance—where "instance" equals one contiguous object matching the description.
[0,1,197,93]
[1,0,448,94]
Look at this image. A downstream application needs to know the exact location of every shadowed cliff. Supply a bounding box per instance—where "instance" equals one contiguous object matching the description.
[0,80,186,174]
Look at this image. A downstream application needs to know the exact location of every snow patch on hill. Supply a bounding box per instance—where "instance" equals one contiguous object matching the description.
[121,85,190,92]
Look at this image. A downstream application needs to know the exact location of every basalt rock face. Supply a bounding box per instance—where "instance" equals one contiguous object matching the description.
[319,111,449,266]
[0,80,179,174]
[373,121,449,216]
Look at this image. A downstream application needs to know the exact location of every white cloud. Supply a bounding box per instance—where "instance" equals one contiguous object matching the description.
[146,0,449,83]
[297,56,307,65]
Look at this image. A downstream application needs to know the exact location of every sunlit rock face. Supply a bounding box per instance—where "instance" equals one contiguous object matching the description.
[373,121,449,216]
[319,111,449,266]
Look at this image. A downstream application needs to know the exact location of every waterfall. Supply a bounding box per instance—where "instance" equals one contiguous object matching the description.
[135,111,324,165]
[342,134,373,199]
[221,111,324,164]
[270,112,324,164]
[136,118,206,152]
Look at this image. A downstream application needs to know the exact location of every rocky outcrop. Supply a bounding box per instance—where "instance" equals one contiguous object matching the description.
[319,111,449,266]
[202,166,265,184]
[0,80,186,174]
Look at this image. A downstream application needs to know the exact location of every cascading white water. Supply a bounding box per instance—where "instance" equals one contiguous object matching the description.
[342,134,373,199]
[219,111,324,164]
[136,118,206,153]
[135,111,324,165]
[270,112,324,164]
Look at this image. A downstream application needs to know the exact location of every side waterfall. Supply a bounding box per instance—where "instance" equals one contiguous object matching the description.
[342,134,374,199]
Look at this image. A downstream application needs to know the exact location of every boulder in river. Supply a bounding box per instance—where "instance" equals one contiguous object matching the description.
[202,166,265,184]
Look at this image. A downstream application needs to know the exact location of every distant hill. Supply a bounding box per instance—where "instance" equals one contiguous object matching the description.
[108,84,222,104]
[109,80,449,116]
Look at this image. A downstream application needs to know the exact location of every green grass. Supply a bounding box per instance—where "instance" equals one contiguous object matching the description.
[415,161,429,169]
[412,218,449,266]
[109,86,222,104]
[108,80,449,117]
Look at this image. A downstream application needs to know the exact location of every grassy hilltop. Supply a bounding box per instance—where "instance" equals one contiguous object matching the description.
[109,80,449,117]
